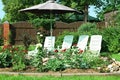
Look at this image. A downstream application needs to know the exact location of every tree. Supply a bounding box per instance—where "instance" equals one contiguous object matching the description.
[2,0,46,23]
[0,19,1,24]
[105,0,120,11]
[60,0,104,22]
[2,0,104,23]
[97,0,120,20]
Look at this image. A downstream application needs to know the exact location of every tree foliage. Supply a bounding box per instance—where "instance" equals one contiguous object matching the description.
[97,0,120,20]
[2,0,46,23]
[60,0,104,22]
[2,0,104,23]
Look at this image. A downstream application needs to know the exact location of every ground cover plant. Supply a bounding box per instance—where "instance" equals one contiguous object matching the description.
[0,75,120,80]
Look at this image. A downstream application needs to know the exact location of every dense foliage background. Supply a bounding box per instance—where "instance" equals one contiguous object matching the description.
[1,0,104,23]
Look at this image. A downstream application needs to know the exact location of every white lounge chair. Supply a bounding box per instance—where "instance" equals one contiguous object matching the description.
[76,35,89,52]
[61,35,74,49]
[89,35,102,54]
[44,36,55,51]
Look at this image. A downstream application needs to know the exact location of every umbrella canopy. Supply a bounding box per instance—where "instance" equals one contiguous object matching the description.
[19,0,82,36]
[20,0,82,14]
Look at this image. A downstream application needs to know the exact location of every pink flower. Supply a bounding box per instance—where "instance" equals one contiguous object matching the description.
[78,49,83,54]
[22,50,28,53]
[3,44,12,50]
[61,49,66,52]
[54,49,58,53]
[73,44,77,47]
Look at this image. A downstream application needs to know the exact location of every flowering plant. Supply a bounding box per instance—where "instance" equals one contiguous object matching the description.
[36,43,42,48]
[36,31,44,44]
[3,44,12,50]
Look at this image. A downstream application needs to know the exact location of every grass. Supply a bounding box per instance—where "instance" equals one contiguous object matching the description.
[100,52,120,61]
[0,75,120,80]
[111,53,120,61]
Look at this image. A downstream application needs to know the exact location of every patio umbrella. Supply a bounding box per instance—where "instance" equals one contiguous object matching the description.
[19,0,82,36]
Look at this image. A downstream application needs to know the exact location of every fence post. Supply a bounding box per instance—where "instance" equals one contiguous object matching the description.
[3,21,10,45]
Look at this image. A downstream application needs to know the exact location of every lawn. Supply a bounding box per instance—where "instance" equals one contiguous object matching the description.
[0,75,120,80]
[111,53,120,61]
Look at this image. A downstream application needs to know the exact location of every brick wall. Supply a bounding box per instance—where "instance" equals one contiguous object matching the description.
[3,21,10,45]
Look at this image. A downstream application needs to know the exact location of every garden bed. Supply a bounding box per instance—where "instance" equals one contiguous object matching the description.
[0,44,120,74]
[0,67,98,73]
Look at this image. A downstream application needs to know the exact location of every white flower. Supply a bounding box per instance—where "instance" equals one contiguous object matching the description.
[40,34,43,37]
[37,32,41,35]
[36,43,42,48]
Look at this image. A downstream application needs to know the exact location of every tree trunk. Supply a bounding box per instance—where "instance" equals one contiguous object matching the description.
[84,5,89,23]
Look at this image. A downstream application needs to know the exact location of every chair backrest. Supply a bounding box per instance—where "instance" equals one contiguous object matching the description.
[44,36,55,51]
[76,35,89,51]
[61,35,74,49]
[89,35,102,53]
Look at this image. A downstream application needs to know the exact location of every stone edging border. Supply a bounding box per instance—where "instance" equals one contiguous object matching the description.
[0,72,120,76]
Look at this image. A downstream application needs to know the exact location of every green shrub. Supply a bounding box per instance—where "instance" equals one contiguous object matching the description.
[45,48,82,71]
[45,58,64,71]
[80,51,109,69]
[0,45,29,71]
[100,52,110,57]
[30,47,45,72]
[12,48,26,71]
[0,50,12,68]
[77,22,100,35]
[30,18,55,30]
[62,49,82,69]
[45,49,108,71]
[102,26,120,53]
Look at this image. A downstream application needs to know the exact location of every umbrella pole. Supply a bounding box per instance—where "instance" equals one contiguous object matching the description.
[50,12,53,36]
[50,11,53,51]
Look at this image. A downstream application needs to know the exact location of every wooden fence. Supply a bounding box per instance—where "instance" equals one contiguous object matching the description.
[0,21,105,45]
